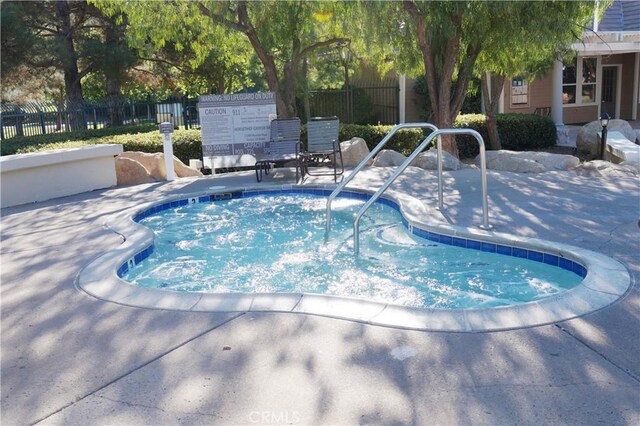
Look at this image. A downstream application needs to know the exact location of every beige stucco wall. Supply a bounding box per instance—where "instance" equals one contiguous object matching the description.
[503,52,639,124]
[603,53,636,119]
[0,144,122,208]
[502,73,553,115]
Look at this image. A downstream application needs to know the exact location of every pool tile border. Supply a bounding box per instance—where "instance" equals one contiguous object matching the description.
[79,183,630,332]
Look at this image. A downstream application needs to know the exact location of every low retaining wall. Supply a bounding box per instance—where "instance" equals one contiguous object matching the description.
[0,144,123,208]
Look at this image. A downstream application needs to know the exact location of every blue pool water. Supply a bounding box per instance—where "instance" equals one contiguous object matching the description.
[124,193,582,309]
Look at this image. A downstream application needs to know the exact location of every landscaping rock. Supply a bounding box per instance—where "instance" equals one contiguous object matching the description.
[475,150,579,173]
[573,160,639,178]
[372,149,407,167]
[115,157,156,186]
[174,157,203,177]
[119,151,202,180]
[340,137,370,167]
[576,119,636,160]
[476,151,545,173]
[411,149,462,170]
[522,151,580,171]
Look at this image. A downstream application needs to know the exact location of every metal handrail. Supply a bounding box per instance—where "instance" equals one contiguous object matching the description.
[353,128,489,255]
[325,123,438,239]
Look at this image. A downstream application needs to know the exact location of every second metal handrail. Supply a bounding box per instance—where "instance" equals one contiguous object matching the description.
[325,122,438,240]
[353,128,489,255]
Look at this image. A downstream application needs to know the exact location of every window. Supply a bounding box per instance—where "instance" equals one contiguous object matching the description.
[562,58,577,104]
[511,77,529,106]
[563,56,598,106]
[582,58,597,103]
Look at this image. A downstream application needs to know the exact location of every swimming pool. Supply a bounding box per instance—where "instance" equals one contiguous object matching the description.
[123,192,583,310]
[79,184,630,332]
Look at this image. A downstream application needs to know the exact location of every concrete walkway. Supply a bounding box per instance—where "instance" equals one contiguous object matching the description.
[1,166,639,425]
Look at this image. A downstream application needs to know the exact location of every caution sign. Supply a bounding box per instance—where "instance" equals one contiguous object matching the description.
[199,92,277,168]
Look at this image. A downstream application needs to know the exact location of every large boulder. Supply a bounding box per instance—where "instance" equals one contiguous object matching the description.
[115,157,156,186]
[372,149,407,167]
[576,119,636,160]
[340,137,370,167]
[475,150,579,173]
[118,151,202,180]
[411,149,462,170]
[573,160,639,178]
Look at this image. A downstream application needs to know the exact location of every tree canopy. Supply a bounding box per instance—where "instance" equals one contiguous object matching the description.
[95,0,354,117]
[365,0,597,155]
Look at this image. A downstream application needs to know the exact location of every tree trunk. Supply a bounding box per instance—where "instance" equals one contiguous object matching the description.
[104,17,125,127]
[55,0,85,130]
[481,73,505,150]
[403,1,486,158]
[236,2,289,117]
[302,58,311,122]
[282,60,298,118]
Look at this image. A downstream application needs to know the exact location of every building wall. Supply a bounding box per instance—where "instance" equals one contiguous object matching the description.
[602,53,636,119]
[502,73,553,115]
[563,105,599,123]
[502,52,639,124]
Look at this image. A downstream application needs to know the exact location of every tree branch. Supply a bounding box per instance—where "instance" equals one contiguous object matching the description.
[195,1,247,32]
[450,44,480,115]
[298,38,350,59]
[78,62,97,80]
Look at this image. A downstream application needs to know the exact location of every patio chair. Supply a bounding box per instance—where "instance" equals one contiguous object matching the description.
[303,116,343,182]
[255,117,303,183]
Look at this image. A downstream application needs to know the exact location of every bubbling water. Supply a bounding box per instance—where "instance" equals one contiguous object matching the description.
[125,194,581,309]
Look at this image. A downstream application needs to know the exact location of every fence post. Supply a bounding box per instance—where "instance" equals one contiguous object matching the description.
[93,108,97,129]
[396,84,400,124]
[1,119,4,140]
[16,114,24,137]
[182,96,189,130]
[40,112,46,134]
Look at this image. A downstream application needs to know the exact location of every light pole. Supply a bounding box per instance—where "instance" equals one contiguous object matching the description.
[599,113,610,160]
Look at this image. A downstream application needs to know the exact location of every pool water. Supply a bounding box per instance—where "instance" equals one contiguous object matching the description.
[125,194,582,309]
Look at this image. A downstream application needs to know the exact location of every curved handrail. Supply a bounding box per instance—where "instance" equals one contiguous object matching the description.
[325,122,438,239]
[353,128,489,255]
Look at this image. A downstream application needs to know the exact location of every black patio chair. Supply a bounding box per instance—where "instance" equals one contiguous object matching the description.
[255,118,303,183]
[303,116,343,182]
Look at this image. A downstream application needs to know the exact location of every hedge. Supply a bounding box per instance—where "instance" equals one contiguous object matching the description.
[3,114,557,163]
[1,123,158,156]
[454,113,557,158]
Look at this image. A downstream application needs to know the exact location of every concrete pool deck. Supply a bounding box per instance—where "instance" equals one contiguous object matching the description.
[1,166,639,424]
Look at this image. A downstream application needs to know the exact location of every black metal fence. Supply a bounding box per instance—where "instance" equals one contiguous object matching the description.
[0,97,201,140]
[1,85,398,140]
[307,85,399,125]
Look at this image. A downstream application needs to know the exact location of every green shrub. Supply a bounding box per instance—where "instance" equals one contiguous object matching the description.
[454,113,557,158]
[3,116,556,164]
[1,123,157,156]
[92,129,202,164]
[337,124,426,155]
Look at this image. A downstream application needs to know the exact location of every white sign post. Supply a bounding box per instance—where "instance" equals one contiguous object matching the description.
[159,122,175,181]
[198,92,277,170]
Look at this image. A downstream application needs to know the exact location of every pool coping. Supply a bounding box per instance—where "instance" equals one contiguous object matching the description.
[78,183,631,332]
